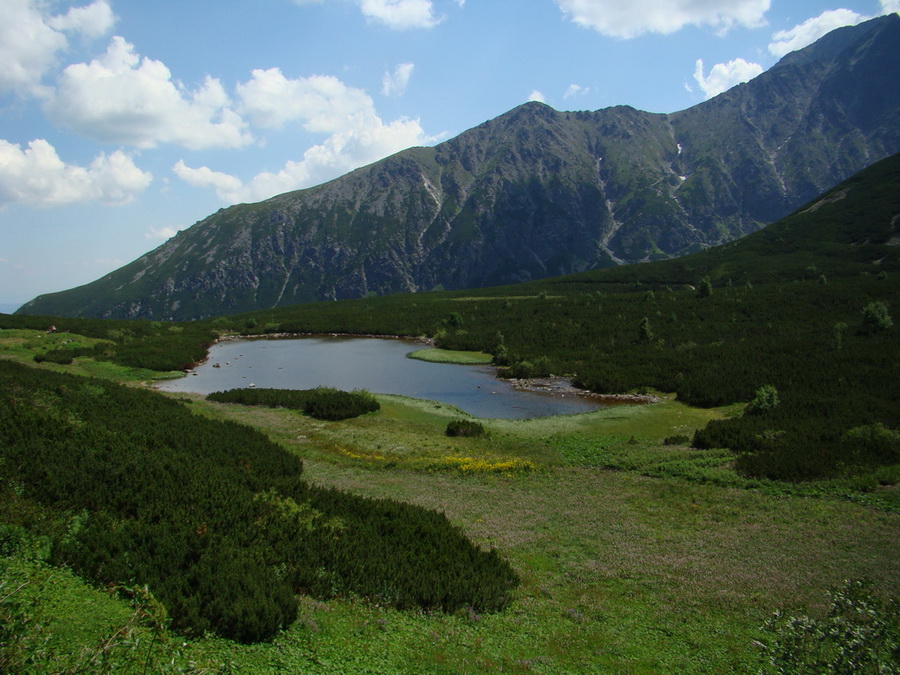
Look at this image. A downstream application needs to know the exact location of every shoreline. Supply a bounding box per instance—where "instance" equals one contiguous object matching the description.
[192,332,657,405]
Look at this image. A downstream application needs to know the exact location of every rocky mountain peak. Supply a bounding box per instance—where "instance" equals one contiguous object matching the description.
[18,15,900,321]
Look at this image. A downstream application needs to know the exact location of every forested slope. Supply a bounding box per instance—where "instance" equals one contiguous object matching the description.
[0,361,518,643]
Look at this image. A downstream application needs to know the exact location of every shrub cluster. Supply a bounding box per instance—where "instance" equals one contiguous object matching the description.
[207,386,379,420]
[0,361,517,643]
[5,155,898,481]
[446,419,487,437]
[757,579,899,674]
[1,314,215,372]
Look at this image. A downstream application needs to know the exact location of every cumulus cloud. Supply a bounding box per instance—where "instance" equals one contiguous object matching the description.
[555,0,770,38]
[693,57,763,99]
[145,225,181,240]
[48,0,115,38]
[359,0,441,29]
[237,68,373,131]
[382,62,414,96]
[563,83,589,99]
[44,37,252,150]
[768,9,868,57]
[0,0,114,97]
[528,90,546,103]
[180,68,436,203]
[0,138,151,207]
[768,2,899,59]
[172,160,242,197]
[175,112,432,204]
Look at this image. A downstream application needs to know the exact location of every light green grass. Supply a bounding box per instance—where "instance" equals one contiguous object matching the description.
[407,347,494,364]
[20,459,898,673]
[5,339,898,672]
[0,328,182,382]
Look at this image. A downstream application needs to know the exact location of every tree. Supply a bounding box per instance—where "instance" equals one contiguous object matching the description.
[696,276,713,298]
[832,322,848,350]
[636,317,653,344]
[757,579,899,675]
[745,385,779,415]
[861,301,893,334]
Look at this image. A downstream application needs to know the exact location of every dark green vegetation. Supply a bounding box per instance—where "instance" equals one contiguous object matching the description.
[0,152,898,671]
[203,152,899,483]
[446,419,487,438]
[0,313,215,372]
[18,15,900,320]
[0,361,518,643]
[208,386,380,421]
[757,578,899,674]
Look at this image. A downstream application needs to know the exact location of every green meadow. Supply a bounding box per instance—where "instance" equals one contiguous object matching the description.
[2,155,898,672]
[3,357,897,672]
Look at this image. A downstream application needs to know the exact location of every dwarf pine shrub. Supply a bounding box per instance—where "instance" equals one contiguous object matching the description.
[446,419,486,437]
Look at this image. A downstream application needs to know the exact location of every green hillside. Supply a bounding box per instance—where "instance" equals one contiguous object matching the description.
[1,154,898,672]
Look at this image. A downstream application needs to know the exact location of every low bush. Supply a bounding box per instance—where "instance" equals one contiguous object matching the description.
[446,419,486,437]
[208,387,380,421]
[757,579,899,674]
[0,362,517,643]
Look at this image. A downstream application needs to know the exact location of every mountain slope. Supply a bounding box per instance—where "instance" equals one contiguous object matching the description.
[19,14,900,321]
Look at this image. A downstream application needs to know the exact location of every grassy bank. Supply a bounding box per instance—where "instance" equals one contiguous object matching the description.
[2,316,898,671]
[9,389,898,673]
[407,348,494,365]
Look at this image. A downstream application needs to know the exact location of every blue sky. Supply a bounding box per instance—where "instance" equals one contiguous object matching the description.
[1,0,897,310]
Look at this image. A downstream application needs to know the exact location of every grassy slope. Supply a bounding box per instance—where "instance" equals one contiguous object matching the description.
[8,388,897,673]
[3,155,898,671]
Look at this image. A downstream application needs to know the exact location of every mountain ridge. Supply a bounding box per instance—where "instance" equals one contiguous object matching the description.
[18,14,900,320]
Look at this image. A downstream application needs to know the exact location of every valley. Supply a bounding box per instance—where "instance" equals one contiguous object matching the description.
[2,16,899,672]
[2,152,898,672]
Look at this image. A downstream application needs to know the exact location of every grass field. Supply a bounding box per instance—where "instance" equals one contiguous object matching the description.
[130,391,895,673]
[3,331,898,673]
[407,348,495,365]
[0,328,183,382]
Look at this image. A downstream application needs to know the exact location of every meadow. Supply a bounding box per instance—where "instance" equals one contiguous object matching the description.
[3,374,897,673]
[2,155,898,672]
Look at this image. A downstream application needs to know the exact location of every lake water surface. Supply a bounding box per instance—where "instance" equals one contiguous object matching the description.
[157,336,604,419]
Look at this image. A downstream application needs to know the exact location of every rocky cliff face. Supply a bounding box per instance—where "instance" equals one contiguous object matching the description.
[19,15,900,320]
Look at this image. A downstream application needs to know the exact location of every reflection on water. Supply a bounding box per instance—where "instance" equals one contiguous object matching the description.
[157,336,604,420]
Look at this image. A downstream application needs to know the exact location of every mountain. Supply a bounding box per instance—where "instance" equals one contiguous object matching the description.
[18,14,900,321]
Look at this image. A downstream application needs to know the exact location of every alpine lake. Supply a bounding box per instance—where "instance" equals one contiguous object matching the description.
[157,335,605,419]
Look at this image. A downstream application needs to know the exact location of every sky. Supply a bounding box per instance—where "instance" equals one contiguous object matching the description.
[1,0,898,311]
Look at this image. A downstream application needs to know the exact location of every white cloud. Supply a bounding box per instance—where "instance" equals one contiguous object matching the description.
[0,138,151,207]
[48,0,115,39]
[172,160,242,196]
[563,83,589,99]
[382,62,414,96]
[180,70,437,203]
[555,0,770,39]
[0,0,114,97]
[145,225,180,240]
[176,111,432,204]
[768,9,868,57]
[237,68,373,131]
[359,0,441,29]
[693,57,763,99]
[528,90,546,103]
[45,37,252,150]
[882,0,900,14]
[0,0,62,96]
